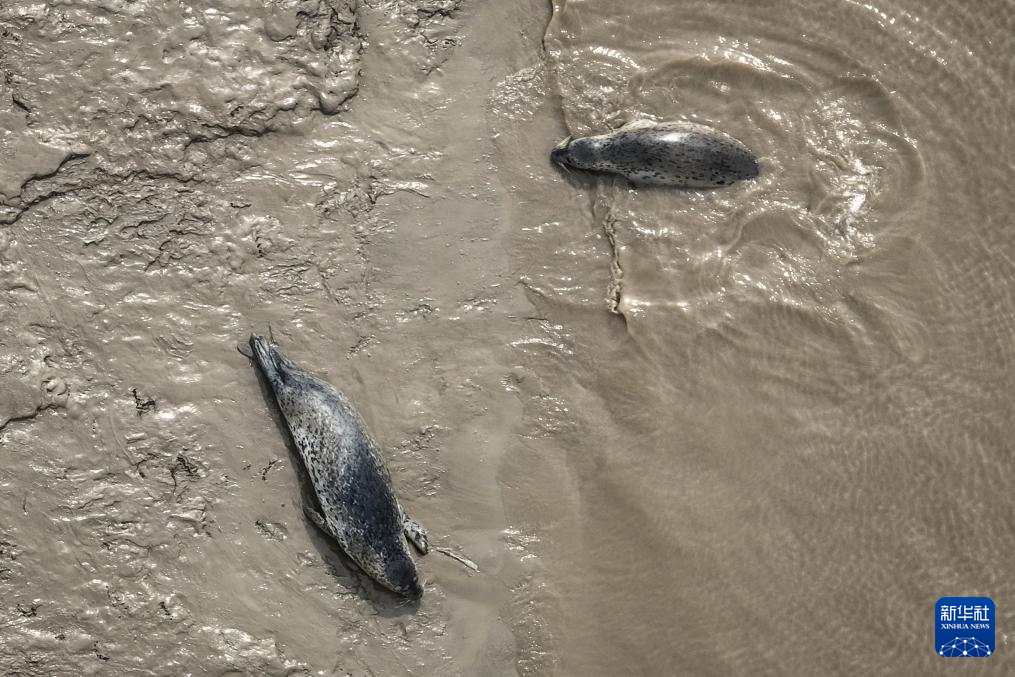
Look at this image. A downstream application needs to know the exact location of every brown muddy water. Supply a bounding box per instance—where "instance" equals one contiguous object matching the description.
[1,1,1013,675]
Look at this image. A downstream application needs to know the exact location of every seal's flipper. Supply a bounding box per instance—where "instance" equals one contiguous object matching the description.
[304,503,348,548]
[402,516,429,555]
[250,335,282,383]
[303,503,330,533]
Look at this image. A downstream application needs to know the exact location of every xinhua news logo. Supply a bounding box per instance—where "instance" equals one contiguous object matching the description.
[936,597,994,657]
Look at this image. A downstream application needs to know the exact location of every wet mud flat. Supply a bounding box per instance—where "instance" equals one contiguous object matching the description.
[3,0,1015,676]
[0,1,540,675]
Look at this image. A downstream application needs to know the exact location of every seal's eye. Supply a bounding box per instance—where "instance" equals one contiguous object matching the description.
[550,144,570,165]
[562,138,598,166]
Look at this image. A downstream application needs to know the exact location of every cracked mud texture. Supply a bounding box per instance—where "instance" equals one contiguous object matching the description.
[1,0,535,675]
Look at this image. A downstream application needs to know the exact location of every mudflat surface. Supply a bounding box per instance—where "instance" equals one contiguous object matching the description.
[2,1,1014,675]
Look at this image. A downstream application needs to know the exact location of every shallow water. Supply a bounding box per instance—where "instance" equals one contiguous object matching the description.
[1,0,1013,675]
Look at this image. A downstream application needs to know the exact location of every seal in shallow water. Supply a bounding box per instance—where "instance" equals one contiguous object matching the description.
[250,335,429,599]
[550,120,759,188]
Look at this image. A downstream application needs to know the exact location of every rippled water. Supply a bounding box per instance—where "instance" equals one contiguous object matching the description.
[1,0,1013,675]
[493,0,1015,675]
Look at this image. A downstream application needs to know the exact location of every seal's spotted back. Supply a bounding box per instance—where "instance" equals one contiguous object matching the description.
[551,121,759,188]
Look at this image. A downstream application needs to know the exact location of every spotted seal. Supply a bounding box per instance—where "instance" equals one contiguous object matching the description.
[550,120,759,188]
[250,335,428,599]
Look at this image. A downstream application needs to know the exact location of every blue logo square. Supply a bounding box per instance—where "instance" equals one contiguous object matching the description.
[936,597,994,657]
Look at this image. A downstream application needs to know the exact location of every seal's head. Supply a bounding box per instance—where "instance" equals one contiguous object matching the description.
[381,552,423,600]
[550,136,601,171]
[550,136,572,166]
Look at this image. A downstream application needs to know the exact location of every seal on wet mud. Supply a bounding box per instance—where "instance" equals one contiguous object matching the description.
[249,335,429,599]
[550,120,759,188]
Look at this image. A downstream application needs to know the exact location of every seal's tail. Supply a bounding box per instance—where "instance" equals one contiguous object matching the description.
[250,334,281,383]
